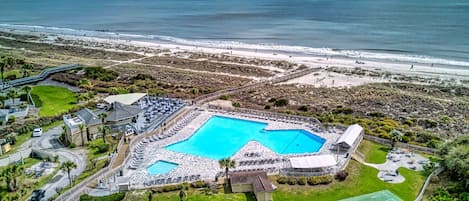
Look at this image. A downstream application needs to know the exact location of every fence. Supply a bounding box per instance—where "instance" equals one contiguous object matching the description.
[0,64,81,91]
[363,135,437,154]
[415,167,444,201]
[194,67,321,104]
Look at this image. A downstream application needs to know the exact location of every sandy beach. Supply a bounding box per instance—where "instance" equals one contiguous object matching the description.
[1,28,469,88]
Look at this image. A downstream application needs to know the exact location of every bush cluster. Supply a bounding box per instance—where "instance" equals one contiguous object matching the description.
[190,180,208,188]
[84,67,118,81]
[277,175,333,186]
[335,170,349,181]
[152,184,187,193]
[80,192,125,201]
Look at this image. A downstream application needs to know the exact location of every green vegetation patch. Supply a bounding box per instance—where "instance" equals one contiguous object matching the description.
[30,85,77,117]
[272,161,426,201]
[357,140,391,164]
[80,192,125,201]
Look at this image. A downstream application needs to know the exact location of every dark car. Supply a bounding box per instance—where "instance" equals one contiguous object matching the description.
[30,189,45,201]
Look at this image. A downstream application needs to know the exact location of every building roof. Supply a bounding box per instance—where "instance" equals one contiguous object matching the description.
[229,171,274,193]
[337,124,363,147]
[4,98,21,106]
[105,102,142,122]
[75,108,101,126]
[103,93,146,105]
[289,154,337,169]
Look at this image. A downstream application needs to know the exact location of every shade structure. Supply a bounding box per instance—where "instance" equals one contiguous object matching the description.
[289,154,337,169]
[337,124,363,147]
[104,93,146,105]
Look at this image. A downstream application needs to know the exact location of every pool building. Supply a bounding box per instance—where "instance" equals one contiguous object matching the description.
[120,108,364,191]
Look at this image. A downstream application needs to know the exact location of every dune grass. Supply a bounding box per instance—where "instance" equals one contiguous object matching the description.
[30,85,77,117]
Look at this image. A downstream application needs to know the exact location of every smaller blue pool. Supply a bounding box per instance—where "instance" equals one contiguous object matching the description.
[147,160,178,175]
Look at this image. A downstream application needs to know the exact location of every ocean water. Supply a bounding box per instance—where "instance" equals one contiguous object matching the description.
[0,0,468,67]
[165,116,325,160]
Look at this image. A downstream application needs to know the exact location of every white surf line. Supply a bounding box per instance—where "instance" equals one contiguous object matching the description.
[129,62,263,81]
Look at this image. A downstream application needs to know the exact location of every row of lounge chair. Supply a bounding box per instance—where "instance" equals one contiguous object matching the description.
[244,152,261,157]
[143,174,201,186]
[128,141,148,169]
[144,111,201,143]
[238,158,282,166]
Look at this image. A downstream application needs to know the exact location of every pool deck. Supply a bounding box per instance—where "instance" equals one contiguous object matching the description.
[124,110,347,189]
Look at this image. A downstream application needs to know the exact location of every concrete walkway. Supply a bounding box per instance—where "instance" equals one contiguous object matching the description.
[353,148,428,183]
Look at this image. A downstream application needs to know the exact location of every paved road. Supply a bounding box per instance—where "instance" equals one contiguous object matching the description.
[0,125,87,200]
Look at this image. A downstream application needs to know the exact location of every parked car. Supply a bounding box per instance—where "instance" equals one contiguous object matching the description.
[30,189,45,201]
[97,103,108,110]
[32,128,43,137]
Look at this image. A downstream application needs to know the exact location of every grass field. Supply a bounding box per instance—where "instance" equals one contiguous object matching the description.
[357,140,391,164]
[272,160,425,201]
[30,85,77,117]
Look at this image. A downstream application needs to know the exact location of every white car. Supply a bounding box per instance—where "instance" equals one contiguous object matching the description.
[32,128,43,137]
[97,103,107,110]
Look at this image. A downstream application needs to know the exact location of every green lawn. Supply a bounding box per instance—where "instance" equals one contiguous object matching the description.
[357,140,391,164]
[30,86,77,117]
[272,160,426,201]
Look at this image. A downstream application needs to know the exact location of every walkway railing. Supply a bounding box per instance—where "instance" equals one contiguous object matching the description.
[0,64,81,91]
[363,135,437,154]
[415,167,444,201]
[194,67,321,104]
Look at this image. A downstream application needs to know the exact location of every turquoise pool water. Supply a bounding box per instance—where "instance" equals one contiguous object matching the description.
[166,116,325,160]
[147,160,178,175]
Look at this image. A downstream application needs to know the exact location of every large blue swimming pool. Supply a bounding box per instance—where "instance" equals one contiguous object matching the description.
[165,116,325,160]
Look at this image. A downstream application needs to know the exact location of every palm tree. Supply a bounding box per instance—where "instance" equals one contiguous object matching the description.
[99,126,109,144]
[98,112,107,125]
[1,56,16,82]
[1,164,24,192]
[390,129,403,149]
[60,161,77,186]
[179,190,186,201]
[20,63,33,78]
[78,124,86,146]
[6,90,18,105]
[98,112,108,143]
[218,157,236,178]
[22,85,32,104]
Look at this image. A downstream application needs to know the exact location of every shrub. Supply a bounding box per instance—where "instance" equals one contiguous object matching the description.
[274,99,289,107]
[335,170,349,181]
[69,143,77,148]
[298,105,308,112]
[219,95,229,100]
[297,177,307,185]
[96,143,110,153]
[264,105,271,110]
[232,102,241,107]
[276,176,288,184]
[7,116,15,124]
[80,192,125,201]
[368,111,385,118]
[287,177,297,185]
[307,175,333,185]
[268,98,276,103]
[132,73,154,81]
[190,180,208,188]
[84,67,118,81]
